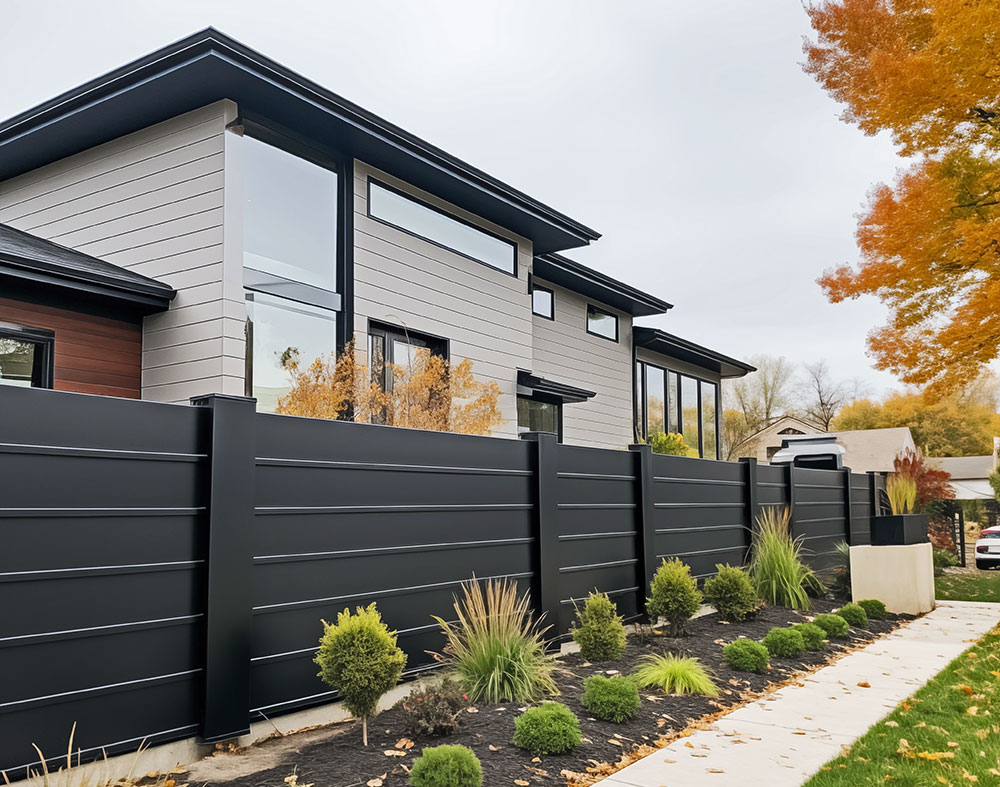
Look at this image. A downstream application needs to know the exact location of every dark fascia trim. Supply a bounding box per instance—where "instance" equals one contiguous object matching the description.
[633,326,756,379]
[516,370,595,404]
[0,28,600,254]
[533,253,671,317]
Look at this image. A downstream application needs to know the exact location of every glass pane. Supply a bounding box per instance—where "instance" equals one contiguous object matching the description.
[587,306,617,340]
[646,365,665,436]
[681,375,700,456]
[369,182,516,274]
[0,337,36,387]
[668,372,679,433]
[246,292,337,413]
[532,287,553,318]
[634,362,643,440]
[243,135,338,290]
[702,382,718,460]
[517,396,559,436]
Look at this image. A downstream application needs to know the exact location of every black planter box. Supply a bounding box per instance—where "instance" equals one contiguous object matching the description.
[870,514,929,546]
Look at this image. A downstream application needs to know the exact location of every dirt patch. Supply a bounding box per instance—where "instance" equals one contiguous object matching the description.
[195,600,907,787]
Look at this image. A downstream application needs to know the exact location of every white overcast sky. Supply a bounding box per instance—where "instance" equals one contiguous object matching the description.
[1,0,911,395]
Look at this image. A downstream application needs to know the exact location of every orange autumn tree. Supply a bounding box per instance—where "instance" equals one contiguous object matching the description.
[804,0,1000,395]
[275,338,505,436]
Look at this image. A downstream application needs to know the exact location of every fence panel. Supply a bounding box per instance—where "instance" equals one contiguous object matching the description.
[849,473,873,546]
[0,386,207,778]
[789,467,848,573]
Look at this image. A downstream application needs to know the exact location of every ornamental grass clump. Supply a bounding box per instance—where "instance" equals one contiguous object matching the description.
[571,590,627,662]
[857,598,887,620]
[409,744,482,787]
[835,602,869,628]
[647,557,702,636]
[813,613,850,639]
[886,474,918,515]
[315,603,407,746]
[702,564,759,622]
[581,675,641,723]
[721,639,770,673]
[762,626,805,658]
[512,703,582,755]
[792,622,828,651]
[749,506,818,610]
[634,654,719,697]
[432,577,556,704]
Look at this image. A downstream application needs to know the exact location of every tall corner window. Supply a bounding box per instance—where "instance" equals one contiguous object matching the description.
[240,129,343,413]
[531,283,554,319]
[635,360,719,459]
[0,324,54,388]
[517,395,561,440]
[368,179,517,275]
[586,304,618,341]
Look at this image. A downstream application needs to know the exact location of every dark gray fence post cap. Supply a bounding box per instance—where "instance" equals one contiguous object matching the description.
[189,393,257,407]
[519,431,557,443]
[627,443,652,453]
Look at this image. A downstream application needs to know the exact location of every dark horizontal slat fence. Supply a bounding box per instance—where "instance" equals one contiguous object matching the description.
[0,386,884,777]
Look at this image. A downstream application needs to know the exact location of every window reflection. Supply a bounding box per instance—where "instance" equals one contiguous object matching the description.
[702,383,717,459]
[517,396,560,437]
[635,361,718,459]
[681,375,700,455]
[646,365,665,434]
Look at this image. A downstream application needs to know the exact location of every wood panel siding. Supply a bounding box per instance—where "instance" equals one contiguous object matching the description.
[531,279,634,450]
[0,295,141,398]
[0,101,242,404]
[353,161,534,437]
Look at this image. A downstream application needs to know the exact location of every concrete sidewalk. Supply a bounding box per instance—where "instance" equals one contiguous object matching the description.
[596,601,1000,787]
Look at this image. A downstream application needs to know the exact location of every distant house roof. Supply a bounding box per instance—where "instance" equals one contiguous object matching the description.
[828,427,915,474]
[633,327,756,379]
[0,28,599,255]
[0,222,174,312]
[928,455,997,500]
[533,254,671,317]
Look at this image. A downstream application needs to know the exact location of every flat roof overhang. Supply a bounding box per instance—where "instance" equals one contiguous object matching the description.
[0,29,600,256]
[533,253,671,317]
[633,326,755,379]
[516,370,595,404]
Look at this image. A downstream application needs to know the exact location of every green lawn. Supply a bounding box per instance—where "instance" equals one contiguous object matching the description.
[936,569,1000,603]
[802,624,1000,786]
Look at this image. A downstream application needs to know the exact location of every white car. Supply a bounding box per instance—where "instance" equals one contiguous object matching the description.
[975,527,1000,570]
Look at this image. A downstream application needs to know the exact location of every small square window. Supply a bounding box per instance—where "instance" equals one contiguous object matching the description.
[531,285,554,319]
[586,304,618,342]
[0,324,54,389]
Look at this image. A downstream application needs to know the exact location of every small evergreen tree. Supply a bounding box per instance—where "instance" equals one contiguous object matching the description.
[647,557,702,636]
[571,591,627,662]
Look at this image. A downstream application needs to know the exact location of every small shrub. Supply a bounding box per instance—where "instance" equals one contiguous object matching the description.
[649,431,698,457]
[396,678,467,736]
[571,591,627,662]
[813,613,850,639]
[835,602,869,628]
[762,627,805,658]
[409,744,482,787]
[933,547,959,575]
[792,622,827,651]
[432,577,555,704]
[513,702,582,755]
[634,654,719,696]
[315,603,407,746]
[749,507,817,610]
[857,599,887,620]
[702,564,759,622]
[828,541,852,599]
[647,557,702,636]
[581,675,641,723]
[721,639,770,673]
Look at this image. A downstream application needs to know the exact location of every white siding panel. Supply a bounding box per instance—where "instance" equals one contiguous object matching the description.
[0,101,240,403]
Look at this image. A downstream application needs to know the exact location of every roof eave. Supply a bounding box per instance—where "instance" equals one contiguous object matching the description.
[534,253,671,317]
[633,326,755,379]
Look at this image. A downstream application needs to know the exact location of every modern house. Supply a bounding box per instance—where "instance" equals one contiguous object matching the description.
[0,28,752,456]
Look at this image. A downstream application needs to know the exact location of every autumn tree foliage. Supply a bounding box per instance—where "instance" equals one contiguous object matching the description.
[804,0,1000,395]
[893,447,953,508]
[275,338,505,436]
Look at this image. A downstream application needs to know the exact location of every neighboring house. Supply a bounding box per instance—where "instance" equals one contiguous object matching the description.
[928,455,998,500]
[744,415,825,462]
[0,29,753,455]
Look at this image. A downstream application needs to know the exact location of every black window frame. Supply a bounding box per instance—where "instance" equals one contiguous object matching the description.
[586,303,619,342]
[633,359,721,459]
[0,322,54,389]
[530,280,555,320]
[516,392,563,441]
[366,177,518,277]
[368,320,450,394]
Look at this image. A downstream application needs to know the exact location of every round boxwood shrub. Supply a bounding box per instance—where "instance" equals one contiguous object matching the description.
[571,591,627,663]
[834,602,869,628]
[513,702,582,755]
[702,564,759,622]
[762,626,805,658]
[791,622,827,651]
[813,613,850,639]
[722,638,769,673]
[857,599,887,620]
[409,744,482,787]
[647,557,702,636]
[581,675,641,723]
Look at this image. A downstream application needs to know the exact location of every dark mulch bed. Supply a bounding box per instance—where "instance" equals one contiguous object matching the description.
[212,600,908,787]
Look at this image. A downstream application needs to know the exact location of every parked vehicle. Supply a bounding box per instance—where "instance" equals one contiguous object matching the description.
[974,527,1000,570]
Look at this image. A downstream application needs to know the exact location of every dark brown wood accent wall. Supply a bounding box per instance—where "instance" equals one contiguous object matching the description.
[0,295,142,398]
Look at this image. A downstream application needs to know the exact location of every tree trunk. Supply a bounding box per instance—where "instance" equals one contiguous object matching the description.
[363,715,368,747]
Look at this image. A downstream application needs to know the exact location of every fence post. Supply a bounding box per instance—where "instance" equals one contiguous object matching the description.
[520,432,561,634]
[191,393,256,743]
[628,443,657,617]
[843,469,854,546]
[739,457,759,562]
[868,471,880,517]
